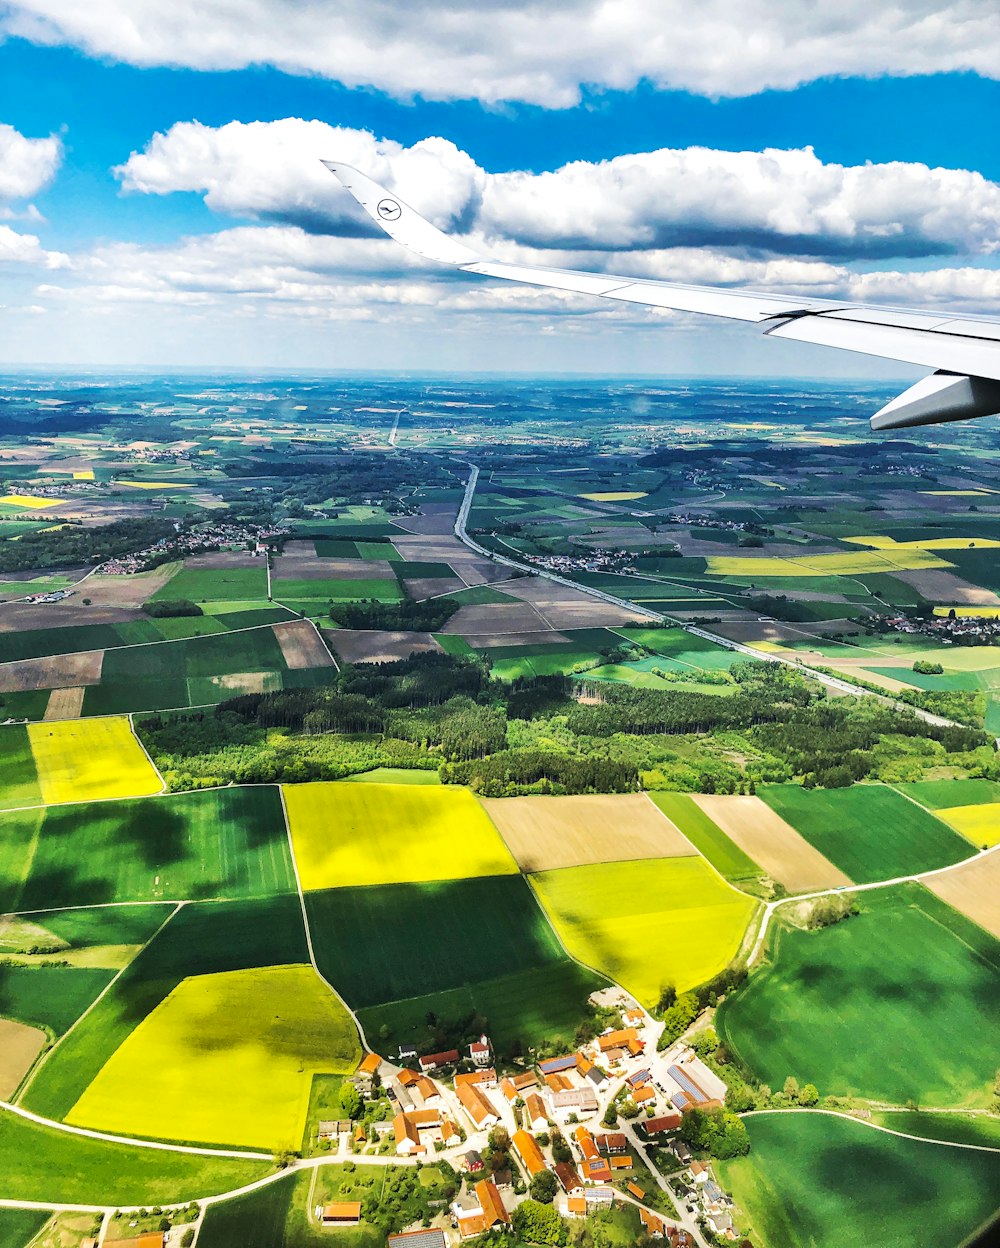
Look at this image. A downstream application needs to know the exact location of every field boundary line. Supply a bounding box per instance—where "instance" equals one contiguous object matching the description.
[277,784,372,1056]
[15,902,185,1107]
[128,711,166,794]
[0,1199,107,1215]
[742,1107,1000,1154]
[0,1100,273,1161]
[520,872,616,994]
[305,615,339,672]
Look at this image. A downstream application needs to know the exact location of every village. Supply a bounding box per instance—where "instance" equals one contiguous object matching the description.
[308,991,743,1248]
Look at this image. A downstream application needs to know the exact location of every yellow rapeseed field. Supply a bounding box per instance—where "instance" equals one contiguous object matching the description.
[27,717,162,804]
[284,780,518,890]
[578,491,648,502]
[707,549,950,577]
[0,494,61,509]
[844,535,1000,552]
[67,965,361,1150]
[938,804,1000,849]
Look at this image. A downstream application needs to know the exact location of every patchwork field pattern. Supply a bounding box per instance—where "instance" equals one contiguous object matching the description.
[647,792,762,883]
[935,804,1000,848]
[285,781,517,890]
[690,794,852,892]
[717,885,1000,1106]
[530,857,758,1006]
[23,895,308,1120]
[0,1017,45,1098]
[6,786,294,912]
[0,724,41,811]
[27,717,162,804]
[481,793,696,872]
[67,965,361,1150]
[718,1113,1000,1248]
[758,784,971,883]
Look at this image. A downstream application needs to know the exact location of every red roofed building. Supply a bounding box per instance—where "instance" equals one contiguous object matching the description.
[321,1203,362,1226]
[525,1092,548,1132]
[644,1111,683,1135]
[419,1049,459,1072]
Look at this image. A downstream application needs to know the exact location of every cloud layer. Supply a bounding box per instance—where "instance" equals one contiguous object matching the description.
[4,0,1000,104]
[118,119,1000,261]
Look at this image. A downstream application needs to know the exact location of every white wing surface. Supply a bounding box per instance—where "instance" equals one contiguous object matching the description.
[323,162,1000,431]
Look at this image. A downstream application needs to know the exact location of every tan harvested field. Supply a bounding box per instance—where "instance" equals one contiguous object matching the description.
[440,602,549,635]
[207,672,280,694]
[0,1018,46,1098]
[499,578,641,627]
[276,556,393,580]
[403,576,466,600]
[482,793,697,872]
[44,685,86,719]
[893,568,1000,606]
[392,503,459,535]
[691,794,854,891]
[0,602,143,631]
[926,851,1000,940]
[181,550,261,570]
[65,568,175,607]
[324,628,443,664]
[273,620,335,669]
[0,649,103,693]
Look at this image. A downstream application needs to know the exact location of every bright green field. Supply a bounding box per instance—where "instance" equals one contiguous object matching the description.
[717,1112,1000,1248]
[68,965,360,1150]
[869,1111,1000,1148]
[648,791,762,882]
[893,778,1000,810]
[272,577,403,601]
[22,895,308,1120]
[717,885,1000,1106]
[0,725,40,816]
[530,857,758,1005]
[6,787,294,912]
[284,781,516,890]
[758,784,970,883]
[306,875,566,1009]
[341,767,440,785]
[0,1109,270,1205]
[151,563,268,603]
[358,960,607,1060]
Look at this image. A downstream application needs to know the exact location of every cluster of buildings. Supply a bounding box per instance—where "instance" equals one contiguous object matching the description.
[97,521,287,575]
[873,610,1000,645]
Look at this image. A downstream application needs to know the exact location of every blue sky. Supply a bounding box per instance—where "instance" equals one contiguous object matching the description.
[0,2,998,372]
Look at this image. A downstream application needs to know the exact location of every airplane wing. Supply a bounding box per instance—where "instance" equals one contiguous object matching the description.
[323,162,1000,431]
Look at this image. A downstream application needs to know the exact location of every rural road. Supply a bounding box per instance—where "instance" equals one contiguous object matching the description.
[454,463,968,730]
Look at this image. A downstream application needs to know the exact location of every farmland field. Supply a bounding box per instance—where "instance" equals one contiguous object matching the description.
[717,885,1000,1106]
[285,781,516,890]
[481,792,696,872]
[27,718,162,804]
[530,857,758,1006]
[0,1109,270,1205]
[305,875,565,1008]
[67,965,360,1150]
[690,794,852,892]
[717,1112,1000,1248]
[151,562,267,603]
[933,803,1000,848]
[0,1210,50,1248]
[22,895,308,1120]
[926,848,1000,940]
[894,778,1000,810]
[358,959,607,1060]
[8,786,294,912]
[646,792,762,883]
[758,784,970,883]
[0,725,41,810]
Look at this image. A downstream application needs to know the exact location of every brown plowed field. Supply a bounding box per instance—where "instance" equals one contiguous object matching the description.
[324,628,443,664]
[0,1018,46,1098]
[691,794,853,892]
[482,793,696,872]
[44,685,86,719]
[273,620,335,669]
[0,649,104,693]
[926,850,1000,940]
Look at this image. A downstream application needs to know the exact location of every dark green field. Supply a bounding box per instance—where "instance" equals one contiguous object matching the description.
[0,1109,270,1205]
[358,960,607,1059]
[0,724,40,813]
[758,784,970,882]
[648,791,762,882]
[0,1209,50,1248]
[22,895,308,1119]
[717,885,1000,1106]
[7,787,294,911]
[718,1112,1000,1248]
[306,875,566,1008]
[199,1174,299,1248]
[272,577,403,601]
[80,625,311,715]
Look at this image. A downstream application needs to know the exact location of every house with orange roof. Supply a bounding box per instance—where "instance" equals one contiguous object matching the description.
[512,1129,547,1178]
[545,1072,574,1093]
[581,1157,613,1183]
[598,1028,642,1054]
[358,1052,382,1079]
[566,1196,587,1218]
[453,1179,510,1239]
[456,1079,500,1130]
[640,1207,668,1238]
[634,1083,656,1105]
[524,1092,548,1132]
[499,1071,538,1102]
[320,1203,362,1226]
[573,1125,600,1162]
[393,1108,443,1155]
[626,1180,645,1201]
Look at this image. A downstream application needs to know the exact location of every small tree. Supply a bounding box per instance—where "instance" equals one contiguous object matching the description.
[340,1082,362,1119]
[529,1169,559,1204]
[783,1076,800,1103]
[799,1083,819,1107]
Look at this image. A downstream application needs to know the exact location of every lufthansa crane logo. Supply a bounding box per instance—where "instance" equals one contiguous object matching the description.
[377,199,402,221]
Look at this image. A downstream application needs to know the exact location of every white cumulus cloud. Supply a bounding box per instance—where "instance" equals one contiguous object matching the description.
[3,0,1000,104]
[117,120,1000,261]
[0,121,61,202]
